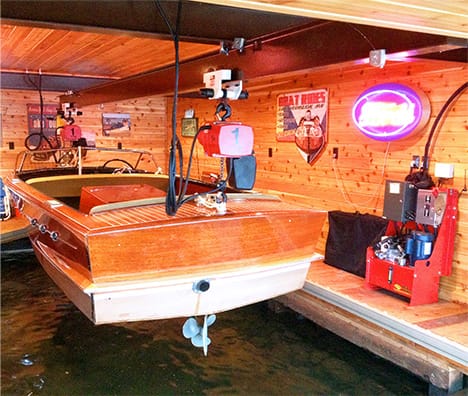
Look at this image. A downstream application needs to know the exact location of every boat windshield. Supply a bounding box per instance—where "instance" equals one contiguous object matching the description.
[14,147,162,176]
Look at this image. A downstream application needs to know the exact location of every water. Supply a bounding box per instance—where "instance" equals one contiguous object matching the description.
[1,250,427,395]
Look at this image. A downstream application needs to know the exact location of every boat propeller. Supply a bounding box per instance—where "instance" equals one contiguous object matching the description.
[182,314,216,356]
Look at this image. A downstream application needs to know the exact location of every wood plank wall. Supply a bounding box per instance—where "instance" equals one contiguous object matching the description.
[0,91,168,175]
[172,59,468,304]
[1,59,467,304]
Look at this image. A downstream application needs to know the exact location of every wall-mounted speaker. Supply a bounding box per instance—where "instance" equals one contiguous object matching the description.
[227,155,256,190]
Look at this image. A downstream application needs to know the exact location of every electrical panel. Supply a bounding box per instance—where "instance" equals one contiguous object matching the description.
[415,189,447,227]
[383,180,418,222]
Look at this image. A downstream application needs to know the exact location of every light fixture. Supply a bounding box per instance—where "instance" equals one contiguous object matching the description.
[232,37,245,52]
[219,38,246,55]
[369,49,386,68]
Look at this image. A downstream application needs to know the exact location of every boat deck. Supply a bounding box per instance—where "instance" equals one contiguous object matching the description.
[88,196,300,228]
[278,260,468,393]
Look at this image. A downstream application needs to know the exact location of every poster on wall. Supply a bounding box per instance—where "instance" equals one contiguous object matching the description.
[102,113,131,136]
[276,89,328,165]
[27,103,58,136]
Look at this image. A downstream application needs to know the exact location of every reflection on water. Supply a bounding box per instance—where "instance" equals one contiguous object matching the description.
[1,252,427,395]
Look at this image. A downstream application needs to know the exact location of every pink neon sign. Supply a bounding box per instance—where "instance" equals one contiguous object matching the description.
[352,83,430,141]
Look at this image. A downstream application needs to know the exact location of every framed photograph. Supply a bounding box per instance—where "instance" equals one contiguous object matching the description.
[181,117,198,137]
[27,103,57,136]
[102,113,131,136]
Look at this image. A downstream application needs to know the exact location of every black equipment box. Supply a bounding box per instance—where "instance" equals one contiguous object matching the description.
[383,180,418,222]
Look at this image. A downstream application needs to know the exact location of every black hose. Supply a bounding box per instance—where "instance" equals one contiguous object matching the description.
[423,81,468,169]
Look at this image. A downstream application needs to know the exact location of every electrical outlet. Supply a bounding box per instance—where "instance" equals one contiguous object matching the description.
[434,163,454,178]
[333,147,339,159]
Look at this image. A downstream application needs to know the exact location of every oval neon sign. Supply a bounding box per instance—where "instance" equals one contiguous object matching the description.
[352,83,430,141]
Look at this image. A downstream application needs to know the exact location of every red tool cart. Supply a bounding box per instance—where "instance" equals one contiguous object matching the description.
[365,188,458,305]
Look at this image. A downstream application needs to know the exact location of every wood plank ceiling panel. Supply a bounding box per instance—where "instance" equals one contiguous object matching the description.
[191,0,468,39]
[0,24,219,79]
[1,0,466,99]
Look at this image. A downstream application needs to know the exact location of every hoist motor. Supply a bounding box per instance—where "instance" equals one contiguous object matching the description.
[197,122,253,158]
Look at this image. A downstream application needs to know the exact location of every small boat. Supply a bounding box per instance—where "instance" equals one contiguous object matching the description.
[4,147,326,325]
[0,215,31,246]
[1,177,31,249]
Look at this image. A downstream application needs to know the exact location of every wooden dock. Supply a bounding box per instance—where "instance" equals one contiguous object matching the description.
[0,215,30,245]
[277,260,468,394]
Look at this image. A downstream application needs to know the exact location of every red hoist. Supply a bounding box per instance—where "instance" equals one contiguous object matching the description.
[197,69,253,158]
[196,69,256,191]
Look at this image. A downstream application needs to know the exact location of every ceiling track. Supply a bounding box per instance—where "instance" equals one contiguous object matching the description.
[60,24,464,107]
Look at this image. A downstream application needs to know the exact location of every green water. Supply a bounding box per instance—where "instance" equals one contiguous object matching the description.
[1,251,427,395]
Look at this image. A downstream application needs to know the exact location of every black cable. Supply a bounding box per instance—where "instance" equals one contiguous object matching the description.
[155,0,182,215]
[24,72,59,161]
[176,126,232,207]
[347,24,376,50]
[38,72,44,136]
[155,0,235,214]
[177,127,203,205]
[423,81,468,169]
[24,72,44,136]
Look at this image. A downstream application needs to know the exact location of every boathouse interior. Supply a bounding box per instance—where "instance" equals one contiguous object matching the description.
[1,1,467,393]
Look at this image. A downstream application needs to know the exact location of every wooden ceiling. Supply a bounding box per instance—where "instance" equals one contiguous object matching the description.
[0,1,314,79]
[0,24,218,79]
[196,0,468,39]
[1,0,466,105]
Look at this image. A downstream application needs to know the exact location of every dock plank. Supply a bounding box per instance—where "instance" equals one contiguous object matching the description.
[307,261,468,346]
[0,215,30,244]
[298,260,468,375]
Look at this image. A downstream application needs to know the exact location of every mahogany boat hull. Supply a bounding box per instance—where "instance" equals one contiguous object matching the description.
[5,148,326,324]
[34,237,317,324]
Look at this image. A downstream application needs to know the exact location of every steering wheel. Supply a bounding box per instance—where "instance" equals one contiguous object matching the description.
[102,158,135,169]
[102,158,136,173]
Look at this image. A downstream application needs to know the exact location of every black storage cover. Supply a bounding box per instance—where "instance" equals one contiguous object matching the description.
[324,211,388,277]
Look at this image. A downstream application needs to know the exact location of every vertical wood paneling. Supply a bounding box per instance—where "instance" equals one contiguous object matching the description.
[0,91,169,175]
[1,59,466,304]
[173,60,468,304]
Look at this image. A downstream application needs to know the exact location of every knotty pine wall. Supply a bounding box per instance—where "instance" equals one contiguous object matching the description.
[1,59,466,303]
[172,60,468,304]
[0,91,168,176]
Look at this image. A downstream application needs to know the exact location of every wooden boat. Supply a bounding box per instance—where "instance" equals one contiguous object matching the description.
[4,147,326,325]
[1,177,31,250]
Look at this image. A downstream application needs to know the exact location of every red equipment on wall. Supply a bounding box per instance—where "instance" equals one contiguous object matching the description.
[365,188,458,305]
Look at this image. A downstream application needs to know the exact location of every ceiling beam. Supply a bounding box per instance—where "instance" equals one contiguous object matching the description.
[0,0,312,44]
[190,0,468,39]
[61,22,466,107]
[0,72,114,92]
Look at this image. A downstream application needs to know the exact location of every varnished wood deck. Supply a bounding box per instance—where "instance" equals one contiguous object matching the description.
[278,260,468,392]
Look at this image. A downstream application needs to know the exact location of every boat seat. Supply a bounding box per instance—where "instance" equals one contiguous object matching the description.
[89,196,167,214]
[80,184,166,214]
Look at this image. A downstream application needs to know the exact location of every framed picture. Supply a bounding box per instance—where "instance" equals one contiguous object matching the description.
[181,117,198,137]
[27,103,58,136]
[276,89,329,165]
[102,113,131,136]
